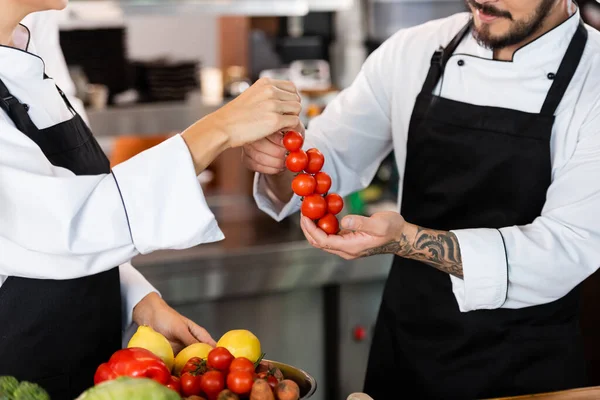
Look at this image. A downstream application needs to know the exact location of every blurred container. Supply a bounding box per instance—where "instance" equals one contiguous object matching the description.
[132,59,200,102]
[201,67,224,105]
[109,135,170,167]
[368,0,467,41]
[86,84,109,110]
[224,66,252,98]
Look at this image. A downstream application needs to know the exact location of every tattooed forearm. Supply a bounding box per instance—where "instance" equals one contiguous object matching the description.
[361,226,463,278]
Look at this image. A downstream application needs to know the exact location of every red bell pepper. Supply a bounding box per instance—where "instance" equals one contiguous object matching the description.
[94,348,171,386]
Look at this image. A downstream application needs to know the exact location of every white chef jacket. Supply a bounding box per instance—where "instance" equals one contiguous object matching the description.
[0,21,225,334]
[255,9,600,312]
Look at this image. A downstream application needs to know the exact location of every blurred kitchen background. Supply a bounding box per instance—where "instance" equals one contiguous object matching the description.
[54,1,600,399]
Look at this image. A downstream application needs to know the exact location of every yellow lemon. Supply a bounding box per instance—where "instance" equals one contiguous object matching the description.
[127,325,174,371]
[173,343,214,376]
[216,330,261,363]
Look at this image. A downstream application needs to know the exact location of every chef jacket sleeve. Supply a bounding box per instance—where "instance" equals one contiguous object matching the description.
[119,262,159,333]
[253,40,395,220]
[0,122,224,280]
[450,101,600,312]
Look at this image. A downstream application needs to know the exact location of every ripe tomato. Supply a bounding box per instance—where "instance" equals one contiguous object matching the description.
[301,194,327,220]
[292,173,316,197]
[181,357,206,376]
[326,193,344,215]
[318,213,339,235]
[200,370,225,398]
[286,150,308,173]
[180,372,203,397]
[227,371,254,395]
[314,172,332,195]
[207,347,234,372]
[166,376,181,395]
[229,357,255,374]
[305,148,325,174]
[283,130,304,152]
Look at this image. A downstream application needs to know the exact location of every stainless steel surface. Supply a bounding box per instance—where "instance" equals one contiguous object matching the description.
[134,202,392,303]
[173,288,325,400]
[87,96,224,137]
[266,359,317,399]
[338,281,386,398]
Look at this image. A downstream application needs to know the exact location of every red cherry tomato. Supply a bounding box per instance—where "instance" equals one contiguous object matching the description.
[207,347,234,372]
[326,193,344,215]
[227,371,255,395]
[301,194,327,220]
[314,171,332,195]
[318,213,339,235]
[200,370,225,398]
[292,173,316,197]
[286,150,308,173]
[229,357,255,374]
[180,372,203,397]
[181,357,206,376]
[283,130,304,152]
[305,148,325,174]
[166,376,181,395]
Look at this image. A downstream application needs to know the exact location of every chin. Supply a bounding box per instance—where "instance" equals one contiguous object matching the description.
[46,0,68,10]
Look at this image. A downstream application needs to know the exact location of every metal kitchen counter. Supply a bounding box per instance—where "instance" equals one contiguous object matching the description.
[132,197,392,306]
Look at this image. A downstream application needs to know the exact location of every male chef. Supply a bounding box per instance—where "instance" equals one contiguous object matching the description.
[244,0,600,398]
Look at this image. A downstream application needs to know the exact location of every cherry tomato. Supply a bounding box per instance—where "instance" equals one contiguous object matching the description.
[229,357,255,374]
[166,376,181,395]
[181,357,206,376]
[314,171,332,195]
[207,347,234,372]
[283,130,304,152]
[301,194,327,220]
[286,150,308,173]
[180,372,203,397]
[326,193,344,215]
[200,370,225,398]
[318,213,339,235]
[292,173,316,197]
[305,148,325,174]
[227,371,254,395]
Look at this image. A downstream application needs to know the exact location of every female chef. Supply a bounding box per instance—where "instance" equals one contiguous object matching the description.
[246,0,600,399]
[0,0,302,398]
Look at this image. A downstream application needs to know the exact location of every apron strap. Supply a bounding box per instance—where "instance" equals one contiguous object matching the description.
[421,19,473,95]
[540,20,588,116]
[44,73,78,116]
[0,77,39,134]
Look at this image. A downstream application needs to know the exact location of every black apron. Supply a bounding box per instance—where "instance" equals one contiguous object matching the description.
[364,19,589,400]
[0,74,122,400]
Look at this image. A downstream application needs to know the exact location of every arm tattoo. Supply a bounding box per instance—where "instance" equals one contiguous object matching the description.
[361,227,464,279]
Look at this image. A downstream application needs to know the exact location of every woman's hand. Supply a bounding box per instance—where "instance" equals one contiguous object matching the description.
[182,78,302,174]
[133,293,216,354]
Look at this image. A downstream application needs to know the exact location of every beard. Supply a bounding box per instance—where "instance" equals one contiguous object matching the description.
[465,0,557,50]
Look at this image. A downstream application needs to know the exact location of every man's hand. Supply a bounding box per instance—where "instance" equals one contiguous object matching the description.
[133,293,216,354]
[242,123,305,204]
[300,211,464,279]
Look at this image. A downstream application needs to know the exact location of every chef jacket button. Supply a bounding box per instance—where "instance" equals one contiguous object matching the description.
[547,72,556,80]
[23,104,30,111]
[457,59,465,66]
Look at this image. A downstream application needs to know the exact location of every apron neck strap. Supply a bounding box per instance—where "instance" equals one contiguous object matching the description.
[421,19,473,95]
[0,77,39,134]
[540,20,588,116]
